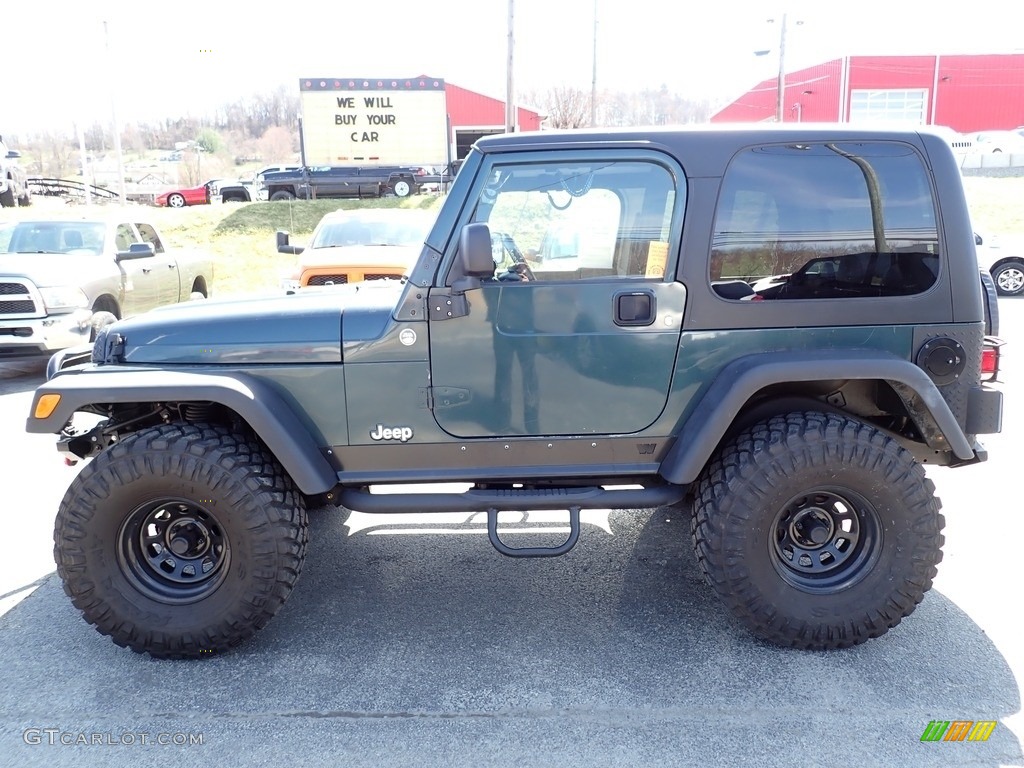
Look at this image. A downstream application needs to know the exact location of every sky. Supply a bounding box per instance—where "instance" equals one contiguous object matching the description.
[4,0,1024,136]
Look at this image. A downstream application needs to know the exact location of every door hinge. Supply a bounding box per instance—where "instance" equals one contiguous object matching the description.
[418,386,472,410]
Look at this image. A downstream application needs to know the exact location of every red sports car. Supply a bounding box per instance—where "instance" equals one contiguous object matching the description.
[155,179,223,208]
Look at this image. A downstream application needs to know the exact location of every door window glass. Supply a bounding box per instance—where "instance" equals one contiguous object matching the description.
[470,159,677,281]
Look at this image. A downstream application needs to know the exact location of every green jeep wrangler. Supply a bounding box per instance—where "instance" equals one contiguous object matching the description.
[28,126,1003,658]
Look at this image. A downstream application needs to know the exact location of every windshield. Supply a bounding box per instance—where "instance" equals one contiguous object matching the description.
[0,221,107,255]
[311,211,433,249]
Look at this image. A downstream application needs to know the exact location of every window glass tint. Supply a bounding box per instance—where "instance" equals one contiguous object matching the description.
[136,223,164,253]
[115,224,138,252]
[470,160,676,281]
[711,142,939,301]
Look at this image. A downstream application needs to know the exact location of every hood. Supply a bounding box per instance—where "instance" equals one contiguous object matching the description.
[0,253,113,287]
[300,244,420,269]
[101,281,404,365]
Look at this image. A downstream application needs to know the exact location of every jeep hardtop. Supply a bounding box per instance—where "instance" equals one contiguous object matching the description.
[27,125,1003,657]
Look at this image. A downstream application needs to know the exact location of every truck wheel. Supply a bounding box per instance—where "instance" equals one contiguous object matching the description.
[390,178,413,198]
[992,261,1024,296]
[270,190,295,202]
[54,423,308,658]
[167,193,186,208]
[18,191,31,206]
[691,411,943,650]
[0,188,17,207]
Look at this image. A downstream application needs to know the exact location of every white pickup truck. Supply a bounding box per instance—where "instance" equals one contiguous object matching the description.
[0,135,31,208]
[0,216,213,361]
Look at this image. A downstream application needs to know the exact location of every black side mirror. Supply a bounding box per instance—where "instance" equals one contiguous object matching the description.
[975,233,983,246]
[459,223,496,277]
[116,242,155,261]
[276,230,304,255]
[450,223,495,295]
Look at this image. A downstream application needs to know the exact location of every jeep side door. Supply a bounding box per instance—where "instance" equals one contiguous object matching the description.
[427,152,686,438]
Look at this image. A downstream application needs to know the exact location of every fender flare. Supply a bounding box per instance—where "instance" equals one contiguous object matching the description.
[659,349,975,485]
[26,368,338,495]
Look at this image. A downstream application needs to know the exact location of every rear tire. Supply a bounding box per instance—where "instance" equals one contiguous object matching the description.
[54,424,308,658]
[0,188,17,207]
[390,178,413,198]
[270,190,295,201]
[691,411,943,649]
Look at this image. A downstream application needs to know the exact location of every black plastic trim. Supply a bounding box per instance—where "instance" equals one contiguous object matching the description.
[26,368,337,495]
[659,350,977,485]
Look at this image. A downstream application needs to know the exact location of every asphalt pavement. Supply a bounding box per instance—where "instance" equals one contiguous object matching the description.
[0,306,1022,767]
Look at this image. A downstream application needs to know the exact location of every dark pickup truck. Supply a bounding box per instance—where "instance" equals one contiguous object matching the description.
[263,165,424,201]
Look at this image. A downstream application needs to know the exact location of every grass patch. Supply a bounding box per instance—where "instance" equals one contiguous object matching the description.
[213,196,442,237]
[150,196,445,296]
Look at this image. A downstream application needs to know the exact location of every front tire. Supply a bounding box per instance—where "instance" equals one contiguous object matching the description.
[691,412,943,649]
[992,261,1024,296]
[270,190,295,201]
[167,193,186,208]
[54,424,308,658]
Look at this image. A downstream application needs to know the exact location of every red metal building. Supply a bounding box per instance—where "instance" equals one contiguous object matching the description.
[711,54,1024,133]
[445,82,543,158]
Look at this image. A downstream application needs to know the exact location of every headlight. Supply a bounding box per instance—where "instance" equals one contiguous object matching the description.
[39,286,90,313]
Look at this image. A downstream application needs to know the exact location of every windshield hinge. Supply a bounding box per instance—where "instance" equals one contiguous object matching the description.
[428,290,470,321]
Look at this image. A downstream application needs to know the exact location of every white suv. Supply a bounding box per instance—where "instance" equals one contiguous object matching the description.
[976,231,1024,296]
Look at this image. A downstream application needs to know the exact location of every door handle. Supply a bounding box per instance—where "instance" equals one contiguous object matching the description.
[614,290,656,326]
[141,267,152,274]
[168,264,177,269]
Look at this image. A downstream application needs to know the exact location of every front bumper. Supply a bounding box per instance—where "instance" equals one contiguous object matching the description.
[0,310,93,361]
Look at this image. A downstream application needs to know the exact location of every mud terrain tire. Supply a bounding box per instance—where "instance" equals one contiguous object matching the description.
[691,411,944,649]
[54,423,308,658]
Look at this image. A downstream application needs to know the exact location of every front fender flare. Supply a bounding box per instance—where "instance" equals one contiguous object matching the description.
[659,350,976,485]
[26,368,338,495]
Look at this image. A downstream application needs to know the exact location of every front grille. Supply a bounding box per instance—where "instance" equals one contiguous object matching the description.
[364,273,401,281]
[0,281,39,316]
[307,274,349,286]
[0,300,35,313]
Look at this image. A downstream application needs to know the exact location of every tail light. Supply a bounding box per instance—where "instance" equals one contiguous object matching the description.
[982,336,1005,381]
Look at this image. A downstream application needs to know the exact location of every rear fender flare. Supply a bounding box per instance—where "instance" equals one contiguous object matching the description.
[659,350,974,485]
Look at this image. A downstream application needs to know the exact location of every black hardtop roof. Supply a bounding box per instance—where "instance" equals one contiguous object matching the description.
[473,124,954,177]
[475,123,948,150]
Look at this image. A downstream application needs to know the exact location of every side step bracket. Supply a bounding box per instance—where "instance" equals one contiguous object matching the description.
[486,506,581,558]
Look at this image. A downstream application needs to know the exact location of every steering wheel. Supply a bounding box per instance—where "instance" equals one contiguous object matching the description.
[493,232,536,281]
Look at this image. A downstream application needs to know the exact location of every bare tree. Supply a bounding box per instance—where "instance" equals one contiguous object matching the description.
[258,126,296,164]
[537,86,592,129]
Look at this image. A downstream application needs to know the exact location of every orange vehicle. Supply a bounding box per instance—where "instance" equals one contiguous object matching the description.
[276,208,434,289]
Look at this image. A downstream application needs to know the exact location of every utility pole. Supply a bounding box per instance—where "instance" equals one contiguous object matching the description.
[590,0,598,126]
[104,21,127,205]
[505,0,515,133]
[775,12,787,123]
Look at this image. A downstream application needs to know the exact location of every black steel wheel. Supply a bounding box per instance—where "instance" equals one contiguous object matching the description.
[117,499,231,604]
[768,488,881,593]
[692,411,944,649]
[54,423,308,658]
